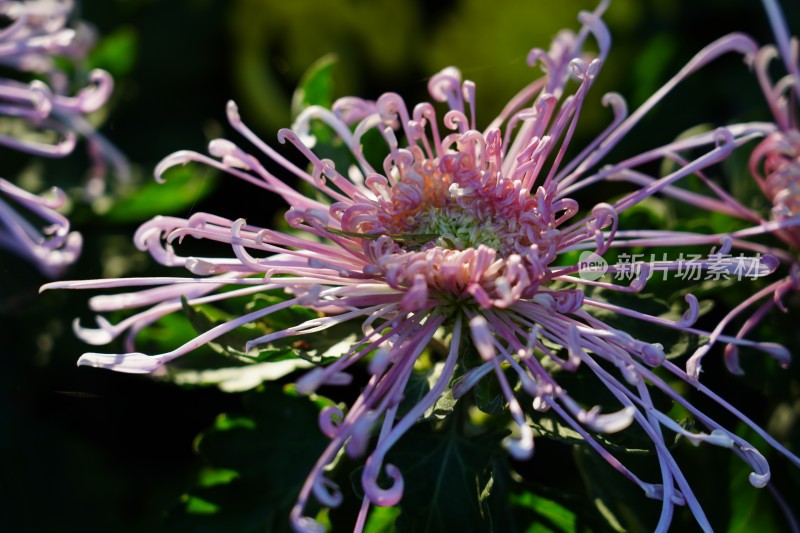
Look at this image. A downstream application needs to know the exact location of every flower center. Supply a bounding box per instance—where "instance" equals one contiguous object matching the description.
[414,203,512,252]
[335,131,581,309]
[758,131,800,248]
[377,157,543,258]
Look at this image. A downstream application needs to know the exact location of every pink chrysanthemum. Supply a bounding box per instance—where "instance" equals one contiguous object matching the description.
[0,177,80,276]
[750,0,800,252]
[607,0,800,378]
[45,4,799,531]
[0,0,121,275]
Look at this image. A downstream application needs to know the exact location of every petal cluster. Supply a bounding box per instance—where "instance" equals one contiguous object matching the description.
[43,3,799,531]
[0,0,121,275]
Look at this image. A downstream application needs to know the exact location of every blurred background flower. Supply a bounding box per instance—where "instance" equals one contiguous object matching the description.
[0,0,120,276]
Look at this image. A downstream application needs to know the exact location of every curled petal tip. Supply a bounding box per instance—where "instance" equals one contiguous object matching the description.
[207,138,237,158]
[154,151,195,182]
[761,253,780,275]
[761,342,791,368]
[226,100,240,122]
[706,429,735,448]
[362,463,404,507]
[748,471,770,488]
[79,69,114,112]
[55,132,78,156]
[276,128,294,145]
[504,434,534,460]
[714,126,735,147]
[318,405,344,439]
[741,447,770,487]
[723,344,745,376]
[600,91,627,113]
[679,294,700,327]
[686,345,710,381]
[39,281,58,294]
[312,477,344,508]
[73,316,116,345]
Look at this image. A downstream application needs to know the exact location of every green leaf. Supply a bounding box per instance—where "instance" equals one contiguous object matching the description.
[180,291,355,363]
[454,329,510,417]
[290,54,342,155]
[181,296,276,362]
[134,309,206,353]
[99,164,217,223]
[365,506,401,533]
[475,374,506,416]
[529,414,586,447]
[245,293,319,331]
[426,384,458,421]
[509,492,576,532]
[398,362,458,422]
[244,292,365,365]
[175,293,364,390]
[486,459,612,533]
[168,387,329,532]
[573,447,658,532]
[291,53,338,119]
[389,413,505,532]
[616,196,671,231]
[89,27,139,77]
[169,360,313,392]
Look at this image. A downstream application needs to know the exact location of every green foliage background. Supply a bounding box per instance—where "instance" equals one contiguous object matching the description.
[1,0,799,531]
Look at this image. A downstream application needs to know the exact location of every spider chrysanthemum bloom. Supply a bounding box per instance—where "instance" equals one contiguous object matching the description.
[724,0,800,372]
[0,0,113,156]
[751,0,800,251]
[0,0,121,276]
[0,177,80,277]
[45,4,799,531]
[749,0,800,260]
[607,0,800,378]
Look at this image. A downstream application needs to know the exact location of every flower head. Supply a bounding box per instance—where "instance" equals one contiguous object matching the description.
[750,0,800,250]
[0,0,113,156]
[607,0,800,376]
[0,0,122,275]
[45,4,799,531]
[0,177,80,276]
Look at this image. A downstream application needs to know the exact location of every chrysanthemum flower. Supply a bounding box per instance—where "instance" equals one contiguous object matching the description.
[44,3,799,531]
[743,0,800,322]
[607,0,800,379]
[0,177,80,276]
[0,0,120,275]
